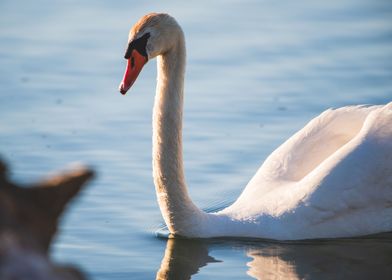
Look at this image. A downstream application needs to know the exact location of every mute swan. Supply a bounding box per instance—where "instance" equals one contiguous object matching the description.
[119,13,392,240]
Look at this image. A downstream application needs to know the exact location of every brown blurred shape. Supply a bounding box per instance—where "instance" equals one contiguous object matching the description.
[0,159,94,280]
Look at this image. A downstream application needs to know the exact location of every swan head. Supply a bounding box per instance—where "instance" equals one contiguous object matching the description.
[119,13,182,95]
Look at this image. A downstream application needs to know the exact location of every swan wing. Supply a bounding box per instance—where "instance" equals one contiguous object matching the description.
[254,104,381,183]
[300,102,392,226]
[223,104,391,222]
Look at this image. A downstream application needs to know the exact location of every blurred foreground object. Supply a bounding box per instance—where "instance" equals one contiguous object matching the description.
[0,159,94,280]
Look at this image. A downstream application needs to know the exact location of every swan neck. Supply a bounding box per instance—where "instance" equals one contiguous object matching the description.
[153,31,204,235]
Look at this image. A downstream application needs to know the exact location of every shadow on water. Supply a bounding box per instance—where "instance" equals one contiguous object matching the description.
[155,233,392,280]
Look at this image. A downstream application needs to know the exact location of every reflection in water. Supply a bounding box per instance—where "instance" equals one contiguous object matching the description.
[156,234,392,280]
[156,238,219,280]
[247,248,297,280]
[247,236,392,280]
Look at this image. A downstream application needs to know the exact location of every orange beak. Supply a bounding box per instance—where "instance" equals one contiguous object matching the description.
[119,49,148,95]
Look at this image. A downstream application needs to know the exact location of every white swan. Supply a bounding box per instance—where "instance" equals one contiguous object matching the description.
[119,13,392,240]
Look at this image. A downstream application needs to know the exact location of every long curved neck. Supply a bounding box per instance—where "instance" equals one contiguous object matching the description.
[152,29,205,236]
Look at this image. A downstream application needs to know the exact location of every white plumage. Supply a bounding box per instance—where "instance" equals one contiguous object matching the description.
[218,103,392,239]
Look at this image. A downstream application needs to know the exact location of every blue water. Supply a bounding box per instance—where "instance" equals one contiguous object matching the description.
[1,0,391,279]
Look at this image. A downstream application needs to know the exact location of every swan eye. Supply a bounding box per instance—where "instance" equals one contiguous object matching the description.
[124,32,150,59]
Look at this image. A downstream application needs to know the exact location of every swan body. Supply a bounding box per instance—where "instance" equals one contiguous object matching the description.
[119,13,392,240]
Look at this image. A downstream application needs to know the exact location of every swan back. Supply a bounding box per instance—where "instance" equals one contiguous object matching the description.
[220,103,392,239]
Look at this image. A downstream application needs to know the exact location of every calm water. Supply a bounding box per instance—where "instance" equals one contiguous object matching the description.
[1,0,392,279]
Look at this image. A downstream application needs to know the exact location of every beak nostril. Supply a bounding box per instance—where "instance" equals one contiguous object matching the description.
[131,56,135,68]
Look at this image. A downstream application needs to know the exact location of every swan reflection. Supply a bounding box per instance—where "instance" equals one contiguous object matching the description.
[156,234,392,280]
[156,238,219,280]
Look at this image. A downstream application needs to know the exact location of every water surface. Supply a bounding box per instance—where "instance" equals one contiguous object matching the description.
[1,0,391,279]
